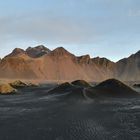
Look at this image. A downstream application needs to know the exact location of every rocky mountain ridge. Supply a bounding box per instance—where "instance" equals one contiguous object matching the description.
[0,45,139,81]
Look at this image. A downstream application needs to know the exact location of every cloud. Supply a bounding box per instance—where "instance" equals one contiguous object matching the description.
[129,9,140,17]
[0,14,99,46]
[0,0,139,47]
[0,0,140,61]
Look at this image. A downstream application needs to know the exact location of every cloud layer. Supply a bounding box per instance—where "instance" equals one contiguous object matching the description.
[0,0,140,61]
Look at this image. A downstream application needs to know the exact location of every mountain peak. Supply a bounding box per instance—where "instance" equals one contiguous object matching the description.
[12,48,25,53]
[53,47,68,52]
[5,48,26,58]
[35,45,46,49]
[27,45,49,50]
[26,45,51,58]
[79,55,90,59]
[134,50,140,56]
[26,45,50,51]
[50,47,74,57]
[92,57,114,66]
[77,55,91,64]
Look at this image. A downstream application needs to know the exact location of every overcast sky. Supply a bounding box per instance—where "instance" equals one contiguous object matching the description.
[0,0,140,61]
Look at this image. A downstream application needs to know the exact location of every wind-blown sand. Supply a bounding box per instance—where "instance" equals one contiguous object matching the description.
[0,83,140,140]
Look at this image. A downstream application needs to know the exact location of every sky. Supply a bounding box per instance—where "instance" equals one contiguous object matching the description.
[0,0,140,61]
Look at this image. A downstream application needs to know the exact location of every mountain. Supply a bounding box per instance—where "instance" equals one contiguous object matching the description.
[0,45,139,81]
[26,45,51,58]
[5,48,26,58]
[5,45,51,58]
[115,51,140,81]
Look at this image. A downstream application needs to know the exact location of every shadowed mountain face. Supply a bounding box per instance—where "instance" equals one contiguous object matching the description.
[26,45,51,58]
[115,51,140,81]
[0,45,139,81]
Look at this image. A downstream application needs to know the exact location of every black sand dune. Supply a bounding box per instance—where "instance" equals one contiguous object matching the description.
[48,79,139,100]
[71,80,91,87]
[0,85,140,140]
[48,82,87,100]
[0,79,139,140]
[48,82,75,94]
[87,79,139,98]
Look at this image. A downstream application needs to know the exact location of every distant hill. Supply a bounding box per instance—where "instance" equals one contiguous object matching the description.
[0,45,139,81]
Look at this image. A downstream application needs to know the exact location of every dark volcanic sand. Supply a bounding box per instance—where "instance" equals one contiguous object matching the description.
[0,85,140,140]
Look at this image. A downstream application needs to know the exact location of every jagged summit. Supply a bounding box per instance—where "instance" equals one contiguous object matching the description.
[79,54,90,59]
[13,48,25,53]
[5,48,26,58]
[10,48,25,55]
[50,47,75,57]
[115,49,140,81]
[0,45,139,81]
[26,45,51,58]
[136,50,140,55]
[117,50,140,63]
[35,45,47,49]
[130,50,140,58]
[92,57,114,66]
[77,55,91,64]
[52,47,70,53]
[5,45,51,58]
[26,45,50,51]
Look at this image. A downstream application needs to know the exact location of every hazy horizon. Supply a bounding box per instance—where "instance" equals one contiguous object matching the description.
[0,0,140,61]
